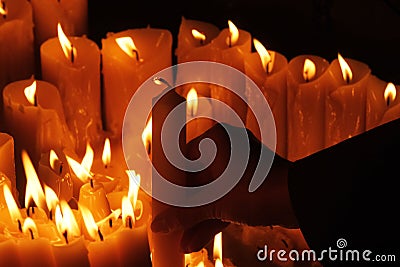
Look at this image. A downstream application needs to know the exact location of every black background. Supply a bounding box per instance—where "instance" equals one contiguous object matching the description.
[87,0,400,84]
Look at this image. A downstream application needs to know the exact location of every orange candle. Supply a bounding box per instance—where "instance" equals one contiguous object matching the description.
[0,133,16,197]
[41,23,102,156]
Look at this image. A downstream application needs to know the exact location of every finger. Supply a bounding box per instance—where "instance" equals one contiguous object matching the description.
[180,219,230,253]
[151,204,215,233]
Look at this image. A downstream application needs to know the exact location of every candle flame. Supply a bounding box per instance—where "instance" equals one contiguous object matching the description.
[79,203,100,241]
[215,259,224,267]
[226,20,239,47]
[49,149,59,171]
[66,156,92,183]
[142,117,152,155]
[44,184,59,213]
[303,58,316,82]
[187,88,198,117]
[57,23,77,62]
[127,170,141,210]
[60,200,80,237]
[55,204,64,233]
[81,142,94,173]
[192,29,206,42]
[22,217,38,239]
[122,196,135,228]
[384,82,397,106]
[102,138,111,167]
[24,80,37,105]
[337,53,353,83]
[0,1,7,16]
[213,232,223,262]
[22,150,46,210]
[116,37,143,62]
[253,38,274,73]
[3,184,22,226]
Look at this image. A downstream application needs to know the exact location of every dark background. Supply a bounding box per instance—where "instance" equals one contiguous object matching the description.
[87,0,400,84]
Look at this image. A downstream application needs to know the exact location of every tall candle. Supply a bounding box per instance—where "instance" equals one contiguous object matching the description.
[244,39,288,157]
[3,78,75,204]
[325,54,371,148]
[0,0,34,122]
[41,23,102,156]
[175,17,220,97]
[151,87,187,267]
[286,55,330,161]
[209,20,252,126]
[101,28,173,137]
[366,76,400,130]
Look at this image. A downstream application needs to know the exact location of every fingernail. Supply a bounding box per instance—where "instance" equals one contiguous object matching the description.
[151,218,169,233]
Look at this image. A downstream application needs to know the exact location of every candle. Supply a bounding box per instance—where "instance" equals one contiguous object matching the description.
[101,28,173,137]
[38,149,73,203]
[244,38,288,157]
[286,55,330,161]
[186,87,214,142]
[209,20,252,126]
[31,0,88,48]
[41,23,102,156]
[0,0,34,115]
[0,239,20,266]
[151,85,187,267]
[325,53,371,148]
[366,76,400,130]
[0,133,16,197]
[175,17,220,97]
[3,78,75,202]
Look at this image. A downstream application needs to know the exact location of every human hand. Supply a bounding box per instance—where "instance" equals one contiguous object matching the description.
[151,123,298,253]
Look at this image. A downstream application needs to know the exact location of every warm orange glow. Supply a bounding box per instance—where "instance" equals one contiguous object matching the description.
[79,203,101,241]
[22,217,38,239]
[96,209,121,228]
[49,149,59,171]
[187,88,199,117]
[127,170,141,210]
[337,53,353,83]
[44,185,59,213]
[142,117,152,155]
[192,29,206,42]
[213,232,223,262]
[66,156,92,183]
[384,82,397,106]
[60,200,80,237]
[116,37,143,62]
[81,142,94,173]
[303,58,316,82]
[24,80,37,105]
[226,20,239,47]
[102,138,111,167]
[122,196,135,228]
[3,184,22,226]
[22,150,46,210]
[57,23,77,62]
[253,38,274,73]
[0,1,7,16]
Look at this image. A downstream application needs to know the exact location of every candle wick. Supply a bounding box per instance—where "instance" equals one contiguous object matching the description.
[26,205,35,217]
[49,210,53,221]
[63,231,69,244]
[229,35,232,48]
[90,178,94,188]
[17,219,22,232]
[346,75,350,84]
[34,94,38,107]
[133,49,141,62]
[59,162,63,175]
[266,62,271,75]
[109,218,113,228]
[126,216,133,229]
[146,141,151,156]
[29,228,34,240]
[200,39,204,45]
[98,229,104,241]
[71,44,75,64]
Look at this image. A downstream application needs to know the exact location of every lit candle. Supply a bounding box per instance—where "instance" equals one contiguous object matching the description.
[186,87,214,142]
[31,0,88,48]
[325,53,371,148]
[38,149,73,202]
[101,28,173,137]
[244,38,288,157]
[175,16,220,97]
[0,0,34,113]
[2,183,23,233]
[41,23,102,156]
[286,55,330,161]
[366,76,400,130]
[209,20,252,126]
[0,133,16,197]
